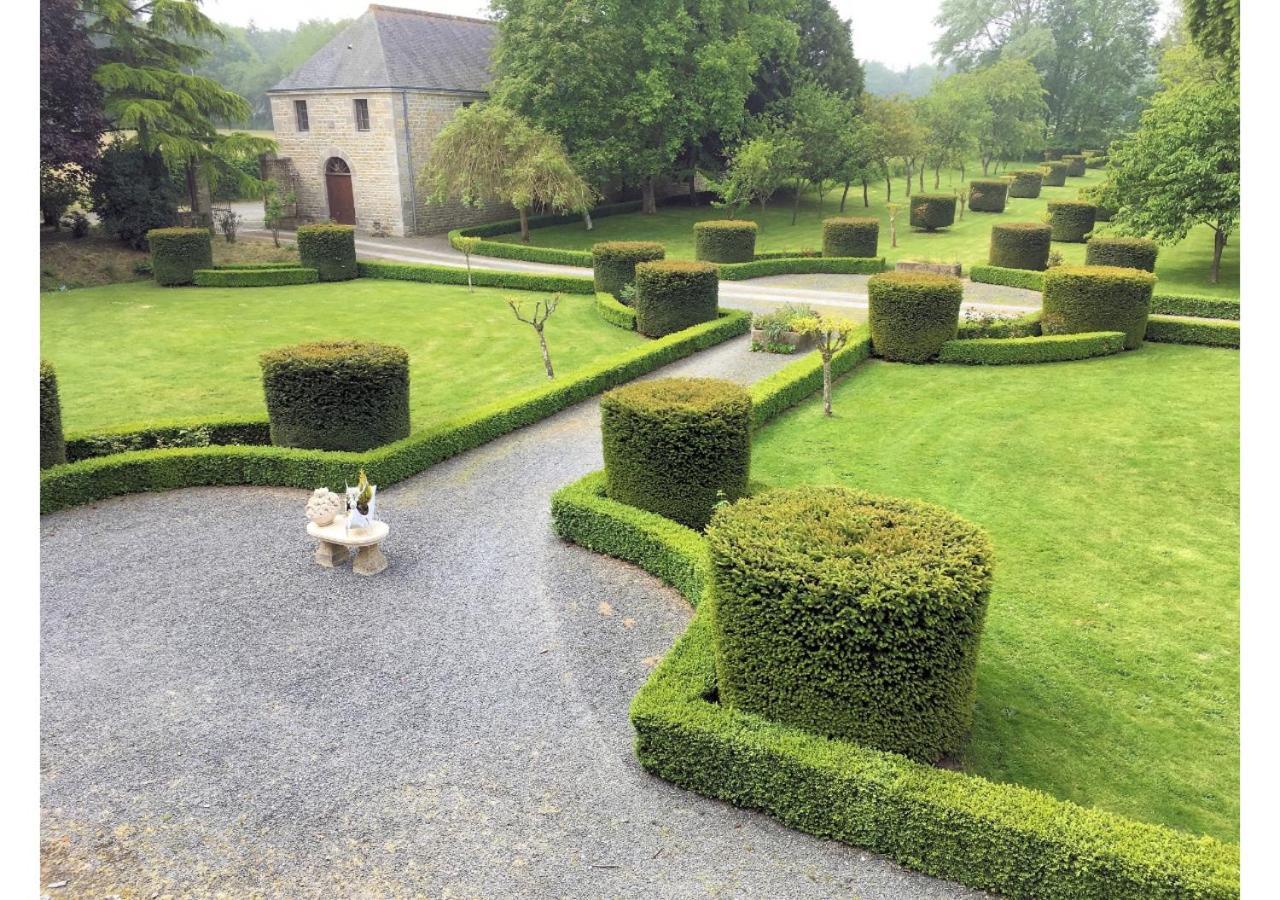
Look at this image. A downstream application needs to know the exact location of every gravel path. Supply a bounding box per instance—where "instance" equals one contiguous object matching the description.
[41,335,988,899]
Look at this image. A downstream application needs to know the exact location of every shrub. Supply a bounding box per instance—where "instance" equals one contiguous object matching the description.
[821,217,879,257]
[988,223,1052,271]
[968,179,1008,213]
[40,167,82,229]
[693,220,758,263]
[65,419,270,462]
[40,360,66,469]
[867,271,963,362]
[633,260,719,337]
[358,259,594,294]
[1046,200,1097,242]
[1145,315,1240,348]
[601,378,751,530]
[1151,293,1239,320]
[706,485,992,761]
[146,227,213,286]
[908,194,956,231]
[967,264,1045,291]
[89,145,179,249]
[1086,235,1158,271]
[1007,170,1043,198]
[594,291,636,330]
[259,341,410,451]
[716,256,885,279]
[1086,154,1109,169]
[1041,161,1068,187]
[592,241,665,296]
[193,267,319,287]
[1062,154,1087,176]
[939,331,1125,364]
[1042,265,1156,350]
[297,224,358,281]
[956,310,1042,339]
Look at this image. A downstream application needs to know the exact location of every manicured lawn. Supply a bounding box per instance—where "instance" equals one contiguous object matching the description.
[492,166,1240,298]
[751,344,1239,842]
[40,279,645,433]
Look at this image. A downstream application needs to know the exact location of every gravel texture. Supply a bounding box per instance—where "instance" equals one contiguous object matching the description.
[42,335,991,898]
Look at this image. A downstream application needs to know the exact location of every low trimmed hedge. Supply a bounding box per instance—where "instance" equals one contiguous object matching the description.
[634,260,719,337]
[65,419,270,462]
[451,237,593,268]
[193,267,319,287]
[1007,170,1043,199]
[357,260,595,294]
[908,194,956,231]
[1047,201,1097,242]
[260,341,411,452]
[1086,154,1109,169]
[1145,315,1240,348]
[1042,265,1155,350]
[867,271,963,363]
[1042,161,1068,187]
[694,220,757,263]
[752,249,822,260]
[147,227,213,286]
[594,291,637,330]
[592,241,665,295]
[40,360,66,468]
[939,331,1125,365]
[822,217,879,258]
[211,262,307,270]
[716,256,885,280]
[1085,236,1158,272]
[968,179,1008,213]
[968,264,1045,291]
[989,223,1052,270]
[1150,293,1239,320]
[955,311,1042,340]
[40,310,751,513]
[1062,154,1087,177]
[297,224,357,281]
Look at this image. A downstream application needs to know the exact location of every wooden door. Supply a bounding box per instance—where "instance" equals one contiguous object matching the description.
[325,158,355,225]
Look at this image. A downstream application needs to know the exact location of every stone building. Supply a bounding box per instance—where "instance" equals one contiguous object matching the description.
[265,4,508,236]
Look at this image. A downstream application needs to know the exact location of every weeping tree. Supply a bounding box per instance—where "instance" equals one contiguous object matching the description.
[422,103,595,242]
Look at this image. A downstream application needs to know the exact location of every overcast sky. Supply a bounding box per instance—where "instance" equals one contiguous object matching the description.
[203,0,1181,71]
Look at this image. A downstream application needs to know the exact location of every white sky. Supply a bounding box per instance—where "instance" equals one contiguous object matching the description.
[202,0,1182,71]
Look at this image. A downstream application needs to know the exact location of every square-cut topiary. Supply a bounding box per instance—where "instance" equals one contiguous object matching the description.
[633,260,719,338]
[867,271,964,363]
[1041,161,1068,187]
[706,485,993,762]
[1047,200,1097,242]
[1062,154,1087,177]
[601,378,751,530]
[40,359,66,469]
[147,227,213,286]
[968,179,1008,213]
[1042,265,1156,350]
[821,217,879,257]
[1007,170,1043,198]
[297,223,358,282]
[259,341,410,451]
[988,223,1052,271]
[592,241,665,297]
[1086,235,1158,271]
[693,220,758,263]
[908,194,956,231]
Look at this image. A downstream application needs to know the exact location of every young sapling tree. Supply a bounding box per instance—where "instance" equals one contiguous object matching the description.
[507,293,560,379]
[793,314,860,416]
[455,236,480,291]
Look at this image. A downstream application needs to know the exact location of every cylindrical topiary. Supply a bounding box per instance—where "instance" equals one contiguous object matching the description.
[867,271,964,363]
[1041,161,1068,187]
[40,360,66,469]
[989,223,1053,271]
[706,485,993,761]
[1007,170,1043,199]
[1043,147,1068,161]
[968,179,1008,213]
[592,241,665,297]
[1042,265,1156,350]
[1093,202,1116,222]
[147,227,213,286]
[601,377,751,530]
[908,194,956,231]
[1085,236,1158,272]
[821,217,879,257]
[259,341,410,451]
[1047,200,1097,242]
[693,220,758,263]
[297,223,358,282]
[1062,154,1087,177]
[633,260,719,337]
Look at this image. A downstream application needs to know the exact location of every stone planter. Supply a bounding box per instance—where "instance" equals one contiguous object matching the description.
[751,328,816,353]
[895,261,962,277]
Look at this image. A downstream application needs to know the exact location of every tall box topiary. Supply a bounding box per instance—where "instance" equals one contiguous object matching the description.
[633,260,719,337]
[1047,200,1097,242]
[40,360,66,468]
[1041,161,1068,187]
[968,179,1008,213]
[693,220,757,263]
[908,194,956,231]
[259,341,409,451]
[1007,170,1043,199]
[592,241,665,297]
[1062,154,1087,177]
[821,217,879,257]
[297,224,358,282]
[147,227,213,286]
[867,271,963,363]
[1042,265,1156,350]
[706,485,994,762]
[1085,236,1158,272]
[989,223,1053,271]
[601,378,751,530]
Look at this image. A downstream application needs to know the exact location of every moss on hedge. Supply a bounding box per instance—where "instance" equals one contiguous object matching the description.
[1042,265,1156,350]
[1085,236,1159,272]
[939,331,1126,365]
[634,260,719,337]
[297,224,357,282]
[592,241,665,296]
[1047,201,1097,243]
[968,179,1008,213]
[694,220,758,263]
[867,271,963,363]
[40,360,66,469]
[989,223,1052,271]
[1007,169,1043,199]
[908,194,957,231]
[822,217,879,258]
[147,227,213,286]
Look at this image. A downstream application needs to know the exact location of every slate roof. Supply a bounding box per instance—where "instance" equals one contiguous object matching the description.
[270,5,495,94]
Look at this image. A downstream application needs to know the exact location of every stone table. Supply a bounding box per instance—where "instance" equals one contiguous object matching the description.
[306,514,389,575]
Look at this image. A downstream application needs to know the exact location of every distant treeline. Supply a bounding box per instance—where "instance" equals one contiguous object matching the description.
[863,60,953,98]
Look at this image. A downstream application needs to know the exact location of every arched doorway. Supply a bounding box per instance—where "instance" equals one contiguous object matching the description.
[324,157,355,225]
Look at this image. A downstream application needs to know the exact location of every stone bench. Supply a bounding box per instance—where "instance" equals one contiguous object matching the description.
[307,515,389,576]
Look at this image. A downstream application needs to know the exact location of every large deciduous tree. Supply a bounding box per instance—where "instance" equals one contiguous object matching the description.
[1184,0,1239,67]
[971,58,1046,172]
[919,74,988,186]
[860,95,918,203]
[41,0,107,179]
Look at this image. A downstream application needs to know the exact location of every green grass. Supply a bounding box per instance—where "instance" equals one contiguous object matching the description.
[750,344,1239,842]
[40,279,645,433]
[493,166,1240,298]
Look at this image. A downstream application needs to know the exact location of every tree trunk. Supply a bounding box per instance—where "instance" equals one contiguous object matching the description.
[822,356,833,416]
[185,161,200,217]
[536,327,555,379]
[792,178,802,225]
[583,211,593,230]
[982,157,990,175]
[465,254,473,292]
[688,145,698,206]
[960,163,966,182]
[919,165,924,191]
[862,176,869,207]
[1211,228,1226,283]
[519,206,530,242]
[904,164,912,199]
[641,178,657,214]
[934,164,941,189]
[840,181,850,212]
[884,170,892,203]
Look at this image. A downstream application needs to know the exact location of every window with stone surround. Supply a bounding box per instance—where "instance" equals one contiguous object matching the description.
[294,100,309,132]
[354,99,370,131]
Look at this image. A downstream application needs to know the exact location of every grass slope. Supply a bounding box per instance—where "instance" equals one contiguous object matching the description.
[491,167,1240,298]
[751,344,1239,842]
[40,279,644,433]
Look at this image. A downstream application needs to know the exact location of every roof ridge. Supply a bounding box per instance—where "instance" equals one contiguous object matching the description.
[367,4,494,25]
[365,7,392,86]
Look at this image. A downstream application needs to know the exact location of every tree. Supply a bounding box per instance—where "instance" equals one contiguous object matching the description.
[41,0,107,179]
[792,315,859,416]
[422,103,595,242]
[751,0,863,111]
[920,74,988,186]
[455,236,481,291]
[779,81,852,222]
[713,134,800,216]
[1184,0,1239,67]
[835,119,878,210]
[263,180,295,248]
[971,58,1046,172]
[858,95,904,202]
[89,144,181,248]
[507,294,560,379]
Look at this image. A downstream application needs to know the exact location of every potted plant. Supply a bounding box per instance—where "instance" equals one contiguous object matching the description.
[750,303,820,354]
[345,469,378,531]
